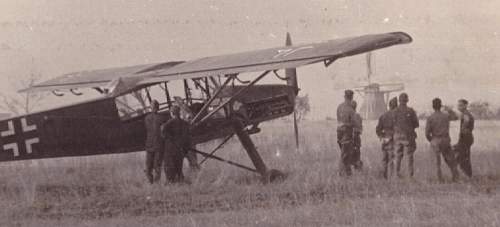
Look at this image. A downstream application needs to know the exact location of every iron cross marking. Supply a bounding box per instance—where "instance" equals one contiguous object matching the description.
[0,118,40,157]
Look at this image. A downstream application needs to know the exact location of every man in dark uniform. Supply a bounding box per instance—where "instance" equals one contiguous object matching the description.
[161,105,191,183]
[336,90,356,176]
[376,97,398,179]
[393,93,419,178]
[351,100,363,170]
[454,99,474,178]
[144,100,166,184]
[425,98,459,182]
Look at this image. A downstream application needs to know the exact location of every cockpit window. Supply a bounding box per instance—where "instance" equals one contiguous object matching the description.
[113,82,228,121]
[115,89,151,120]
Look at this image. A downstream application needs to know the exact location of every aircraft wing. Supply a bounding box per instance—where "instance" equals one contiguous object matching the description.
[23,32,411,93]
[20,61,185,93]
[139,32,412,84]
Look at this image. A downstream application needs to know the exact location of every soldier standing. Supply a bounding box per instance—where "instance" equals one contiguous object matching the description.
[351,101,363,170]
[393,93,419,178]
[376,97,398,179]
[425,98,458,182]
[336,90,356,176]
[454,99,474,178]
[144,100,165,184]
[161,105,191,183]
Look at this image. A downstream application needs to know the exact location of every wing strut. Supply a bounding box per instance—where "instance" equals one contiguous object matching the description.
[183,79,192,105]
[190,75,234,124]
[189,147,257,173]
[198,133,235,165]
[204,77,211,99]
[192,78,211,98]
[192,70,271,129]
[162,82,173,108]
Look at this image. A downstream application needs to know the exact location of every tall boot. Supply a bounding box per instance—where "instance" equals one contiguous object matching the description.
[396,155,403,178]
[435,153,443,182]
[408,154,414,178]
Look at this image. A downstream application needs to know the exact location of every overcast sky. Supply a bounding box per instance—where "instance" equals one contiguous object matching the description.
[1,0,499,119]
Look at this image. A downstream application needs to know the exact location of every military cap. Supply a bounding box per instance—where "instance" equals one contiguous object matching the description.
[399,93,409,103]
[344,89,354,99]
[432,98,442,110]
[170,105,181,116]
[458,99,468,105]
[389,97,398,109]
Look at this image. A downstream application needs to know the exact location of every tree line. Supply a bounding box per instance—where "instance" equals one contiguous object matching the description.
[418,101,500,120]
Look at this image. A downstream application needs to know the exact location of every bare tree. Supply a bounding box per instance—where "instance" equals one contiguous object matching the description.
[0,72,46,115]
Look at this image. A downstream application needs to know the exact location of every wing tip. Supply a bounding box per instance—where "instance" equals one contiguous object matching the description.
[390,31,413,44]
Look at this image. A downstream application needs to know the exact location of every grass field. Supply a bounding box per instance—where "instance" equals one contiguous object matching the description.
[1,120,499,226]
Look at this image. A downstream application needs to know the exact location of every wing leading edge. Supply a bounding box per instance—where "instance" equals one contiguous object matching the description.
[140,32,412,84]
[20,61,185,93]
[22,32,412,93]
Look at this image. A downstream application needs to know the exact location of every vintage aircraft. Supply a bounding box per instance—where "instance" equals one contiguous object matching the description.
[1,32,412,182]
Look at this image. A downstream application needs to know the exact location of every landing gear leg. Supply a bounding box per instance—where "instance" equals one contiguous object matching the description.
[232,120,285,183]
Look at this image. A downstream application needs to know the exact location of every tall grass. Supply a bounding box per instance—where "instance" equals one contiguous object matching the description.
[0,120,499,226]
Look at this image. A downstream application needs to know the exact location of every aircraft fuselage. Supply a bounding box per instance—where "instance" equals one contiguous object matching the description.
[0,84,296,162]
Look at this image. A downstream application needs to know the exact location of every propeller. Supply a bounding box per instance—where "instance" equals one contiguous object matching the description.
[286,32,300,150]
[293,110,299,149]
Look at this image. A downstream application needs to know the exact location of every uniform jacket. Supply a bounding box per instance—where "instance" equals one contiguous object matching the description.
[336,101,355,129]
[460,110,474,135]
[353,113,363,134]
[425,110,454,141]
[376,109,396,138]
[145,112,167,150]
[394,105,419,140]
[161,117,191,152]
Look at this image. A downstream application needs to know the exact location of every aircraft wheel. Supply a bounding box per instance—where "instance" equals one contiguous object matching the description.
[265,169,286,183]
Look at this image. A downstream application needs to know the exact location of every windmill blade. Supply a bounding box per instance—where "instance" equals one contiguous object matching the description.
[379,82,404,92]
[352,85,367,91]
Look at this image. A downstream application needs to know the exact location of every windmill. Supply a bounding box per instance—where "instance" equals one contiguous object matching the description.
[353,52,404,120]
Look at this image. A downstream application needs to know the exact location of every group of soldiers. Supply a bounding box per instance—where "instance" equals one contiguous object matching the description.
[144,100,198,184]
[337,90,474,181]
[145,89,475,184]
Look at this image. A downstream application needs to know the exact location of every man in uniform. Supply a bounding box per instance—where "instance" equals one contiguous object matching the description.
[393,93,419,178]
[351,100,363,170]
[161,105,191,183]
[336,90,356,176]
[425,98,459,182]
[376,97,398,179]
[144,100,165,184]
[454,99,474,178]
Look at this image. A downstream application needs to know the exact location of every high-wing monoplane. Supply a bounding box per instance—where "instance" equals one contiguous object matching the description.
[1,32,412,182]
